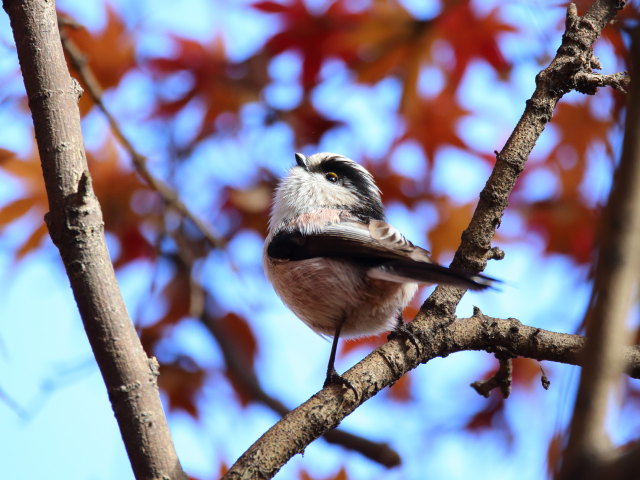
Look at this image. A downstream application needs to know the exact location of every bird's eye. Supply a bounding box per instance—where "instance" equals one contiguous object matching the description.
[325,172,339,183]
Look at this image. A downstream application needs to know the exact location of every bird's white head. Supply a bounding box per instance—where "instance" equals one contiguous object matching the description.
[268,152,384,234]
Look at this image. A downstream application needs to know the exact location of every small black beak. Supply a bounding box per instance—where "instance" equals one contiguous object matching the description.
[294,152,308,170]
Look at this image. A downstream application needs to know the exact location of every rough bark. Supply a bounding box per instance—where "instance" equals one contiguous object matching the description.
[2,1,186,478]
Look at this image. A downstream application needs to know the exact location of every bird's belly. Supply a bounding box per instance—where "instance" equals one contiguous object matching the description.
[266,257,417,337]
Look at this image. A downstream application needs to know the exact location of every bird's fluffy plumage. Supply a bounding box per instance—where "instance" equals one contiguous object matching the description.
[264,152,493,341]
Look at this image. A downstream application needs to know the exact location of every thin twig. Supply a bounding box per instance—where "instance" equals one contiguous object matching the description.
[57,18,225,249]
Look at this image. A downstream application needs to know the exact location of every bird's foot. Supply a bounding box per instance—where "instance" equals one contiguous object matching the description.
[323,367,358,401]
[388,322,423,357]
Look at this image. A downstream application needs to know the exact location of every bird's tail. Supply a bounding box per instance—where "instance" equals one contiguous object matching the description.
[369,260,497,290]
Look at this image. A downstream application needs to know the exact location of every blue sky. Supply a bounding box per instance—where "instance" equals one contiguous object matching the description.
[0,1,634,479]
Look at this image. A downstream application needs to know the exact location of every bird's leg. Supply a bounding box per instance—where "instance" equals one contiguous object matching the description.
[394,311,404,330]
[388,311,423,356]
[323,320,359,400]
[324,320,344,388]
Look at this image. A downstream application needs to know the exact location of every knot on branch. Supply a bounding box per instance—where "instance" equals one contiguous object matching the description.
[471,348,514,399]
[45,170,104,249]
[565,3,579,30]
[525,97,555,124]
[485,246,505,261]
[109,381,143,411]
[547,3,630,99]
[422,294,458,322]
[148,356,161,382]
[71,77,83,100]
[387,322,424,359]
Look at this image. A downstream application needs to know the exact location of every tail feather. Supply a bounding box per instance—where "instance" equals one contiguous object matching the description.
[368,260,497,291]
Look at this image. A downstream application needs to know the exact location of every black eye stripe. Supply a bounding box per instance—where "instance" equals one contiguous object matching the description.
[316,159,364,182]
[310,157,385,220]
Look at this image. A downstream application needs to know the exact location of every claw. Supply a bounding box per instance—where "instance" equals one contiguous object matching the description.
[323,367,358,401]
[388,321,423,357]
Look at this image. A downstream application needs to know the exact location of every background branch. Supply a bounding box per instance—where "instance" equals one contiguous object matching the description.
[223,1,629,477]
[57,18,225,250]
[2,1,185,478]
[201,308,401,468]
[558,24,640,480]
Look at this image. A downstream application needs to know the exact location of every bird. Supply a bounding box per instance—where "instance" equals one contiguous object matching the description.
[263,152,495,388]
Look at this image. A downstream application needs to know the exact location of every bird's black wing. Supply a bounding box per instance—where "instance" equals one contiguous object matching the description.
[266,220,496,290]
[266,220,424,263]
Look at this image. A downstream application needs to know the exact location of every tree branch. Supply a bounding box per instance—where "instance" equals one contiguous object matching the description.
[201,309,401,468]
[558,23,640,480]
[574,71,629,94]
[223,1,629,478]
[223,312,640,479]
[2,1,186,478]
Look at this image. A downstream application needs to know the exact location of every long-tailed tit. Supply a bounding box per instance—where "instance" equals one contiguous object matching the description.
[263,152,494,387]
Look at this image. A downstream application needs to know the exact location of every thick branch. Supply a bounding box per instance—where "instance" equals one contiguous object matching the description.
[2,1,185,478]
[223,1,628,478]
[559,24,640,480]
